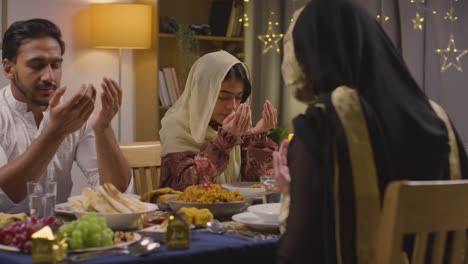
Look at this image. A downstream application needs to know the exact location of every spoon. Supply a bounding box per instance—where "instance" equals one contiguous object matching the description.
[206,220,256,241]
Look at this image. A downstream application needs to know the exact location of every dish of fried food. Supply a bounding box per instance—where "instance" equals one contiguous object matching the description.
[178,207,214,226]
[141,187,182,204]
[0,213,27,228]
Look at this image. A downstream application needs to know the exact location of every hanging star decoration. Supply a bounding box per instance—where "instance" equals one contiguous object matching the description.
[376,14,390,25]
[412,12,425,30]
[444,7,458,21]
[257,13,284,54]
[239,13,249,27]
[409,0,436,31]
[435,35,468,72]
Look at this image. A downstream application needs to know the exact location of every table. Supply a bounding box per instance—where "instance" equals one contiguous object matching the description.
[0,230,279,264]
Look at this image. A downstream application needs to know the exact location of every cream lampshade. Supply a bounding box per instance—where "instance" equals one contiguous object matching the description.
[90,3,152,141]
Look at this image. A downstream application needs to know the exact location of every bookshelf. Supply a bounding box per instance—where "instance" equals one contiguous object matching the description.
[134,0,245,141]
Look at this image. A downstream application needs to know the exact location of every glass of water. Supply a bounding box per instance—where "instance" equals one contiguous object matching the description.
[260,175,280,203]
[27,181,57,218]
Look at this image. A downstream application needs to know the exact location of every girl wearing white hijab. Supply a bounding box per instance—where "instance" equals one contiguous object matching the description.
[159,50,278,191]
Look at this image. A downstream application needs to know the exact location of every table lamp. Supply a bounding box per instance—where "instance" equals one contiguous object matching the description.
[90,3,152,141]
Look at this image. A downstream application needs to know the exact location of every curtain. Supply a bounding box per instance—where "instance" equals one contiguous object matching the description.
[245,0,468,149]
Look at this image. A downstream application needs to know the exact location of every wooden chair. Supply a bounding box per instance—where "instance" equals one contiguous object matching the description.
[119,141,162,196]
[376,180,468,264]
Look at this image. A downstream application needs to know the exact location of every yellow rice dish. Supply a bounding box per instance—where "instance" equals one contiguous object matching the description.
[176,184,244,203]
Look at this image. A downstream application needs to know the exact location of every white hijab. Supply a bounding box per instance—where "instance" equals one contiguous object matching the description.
[160,50,250,183]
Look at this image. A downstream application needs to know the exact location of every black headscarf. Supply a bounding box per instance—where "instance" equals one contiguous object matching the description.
[292,0,449,176]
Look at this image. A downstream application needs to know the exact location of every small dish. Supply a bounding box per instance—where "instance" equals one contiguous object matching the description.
[74,203,158,230]
[222,182,264,197]
[231,212,279,231]
[0,233,142,253]
[247,203,280,222]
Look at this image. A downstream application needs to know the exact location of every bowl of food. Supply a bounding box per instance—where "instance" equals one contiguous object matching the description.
[222,182,265,197]
[168,183,251,217]
[247,203,280,222]
[68,183,158,230]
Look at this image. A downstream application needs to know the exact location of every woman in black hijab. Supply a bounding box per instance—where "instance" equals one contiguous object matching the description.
[277,0,468,263]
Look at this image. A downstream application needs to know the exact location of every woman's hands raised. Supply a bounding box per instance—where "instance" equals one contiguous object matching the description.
[251,100,278,135]
[222,103,251,137]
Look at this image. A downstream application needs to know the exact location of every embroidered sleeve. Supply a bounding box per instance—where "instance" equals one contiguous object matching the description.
[240,132,278,181]
[159,128,242,191]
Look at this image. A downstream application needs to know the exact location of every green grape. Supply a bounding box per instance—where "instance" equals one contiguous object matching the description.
[96,218,106,228]
[102,237,113,247]
[60,214,116,250]
[76,221,89,238]
[69,237,83,249]
[71,230,82,240]
[87,223,100,234]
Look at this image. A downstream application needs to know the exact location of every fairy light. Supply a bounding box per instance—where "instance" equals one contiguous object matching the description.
[239,13,249,27]
[376,0,390,25]
[410,0,436,31]
[257,12,284,54]
[435,0,467,72]
[412,12,425,30]
[444,7,458,21]
[290,0,297,24]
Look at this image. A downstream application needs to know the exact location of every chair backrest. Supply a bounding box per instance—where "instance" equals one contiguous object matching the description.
[376,180,468,264]
[119,141,161,196]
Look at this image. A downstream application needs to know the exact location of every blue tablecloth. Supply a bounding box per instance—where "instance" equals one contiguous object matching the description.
[0,230,279,264]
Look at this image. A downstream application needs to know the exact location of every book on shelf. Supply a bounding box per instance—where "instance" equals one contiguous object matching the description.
[209,0,233,36]
[159,67,181,106]
[226,0,244,37]
[158,70,171,106]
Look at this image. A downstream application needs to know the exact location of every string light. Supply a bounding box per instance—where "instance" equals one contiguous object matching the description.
[290,0,297,24]
[257,12,284,54]
[238,0,249,27]
[436,35,468,72]
[412,12,425,30]
[239,13,249,27]
[376,0,390,25]
[409,0,436,31]
[444,7,458,21]
[435,0,466,72]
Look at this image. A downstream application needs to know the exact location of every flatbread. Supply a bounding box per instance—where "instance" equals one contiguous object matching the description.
[92,191,119,213]
[103,183,147,212]
[98,186,132,213]
[81,187,96,211]
[68,197,87,212]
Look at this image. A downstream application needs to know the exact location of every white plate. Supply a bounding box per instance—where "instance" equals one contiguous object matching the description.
[69,233,141,253]
[0,233,141,254]
[232,212,279,231]
[247,203,280,222]
[222,182,264,197]
[74,203,158,230]
[54,194,142,215]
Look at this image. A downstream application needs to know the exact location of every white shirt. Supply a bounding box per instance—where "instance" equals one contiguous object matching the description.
[0,85,132,213]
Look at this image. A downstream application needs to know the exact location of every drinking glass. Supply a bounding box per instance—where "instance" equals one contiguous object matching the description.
[27,181,57,217]
[259,175,280,203]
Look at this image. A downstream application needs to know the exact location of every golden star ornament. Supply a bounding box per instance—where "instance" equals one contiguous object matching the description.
[257,21,284,54]
[412,12,425,30]
[435,35,468,72]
